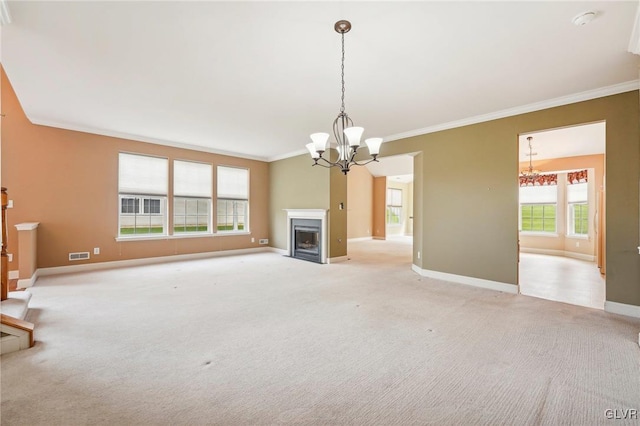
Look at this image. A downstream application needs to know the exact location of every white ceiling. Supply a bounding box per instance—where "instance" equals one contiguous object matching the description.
[365,154,414,179]
[519,121,606,162]
[1,1,638,162]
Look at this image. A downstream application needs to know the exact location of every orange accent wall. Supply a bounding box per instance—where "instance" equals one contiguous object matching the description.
[372,177,386,239]
[1,68,269,269]
[346,166,373,239]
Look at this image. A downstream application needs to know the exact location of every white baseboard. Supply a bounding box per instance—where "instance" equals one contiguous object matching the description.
[9,270,19,280]
[347,237,373,242]
[17,270,38,289]
[604,301,640,319]
[412,264,518,294]
[520,247,594,262]
[269,247,288,255]
[327,256,349,264]
[37,247,271,277]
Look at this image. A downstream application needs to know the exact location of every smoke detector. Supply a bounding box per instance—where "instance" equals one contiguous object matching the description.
[572,11,596,26]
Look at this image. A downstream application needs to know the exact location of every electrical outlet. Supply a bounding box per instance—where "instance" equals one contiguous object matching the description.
[417,251,421,259]
[7,253,13,262]
[7,200,13,208]
[94,247,100,255]
[575,242,579,247]
[251,237,255,243]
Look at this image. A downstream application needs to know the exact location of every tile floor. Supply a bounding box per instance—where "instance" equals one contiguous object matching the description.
[518,252,605,309]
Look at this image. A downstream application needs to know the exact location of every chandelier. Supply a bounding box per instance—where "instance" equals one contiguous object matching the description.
[305,20,382,175]
[520,136,540,180]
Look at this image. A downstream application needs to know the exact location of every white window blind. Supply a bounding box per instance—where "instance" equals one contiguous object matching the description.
[217,166,248,199]
[567,182,587,203]
[387,188,402,206]
[519,185,557,204]
[174,160,212,197]
[119,153,168,195]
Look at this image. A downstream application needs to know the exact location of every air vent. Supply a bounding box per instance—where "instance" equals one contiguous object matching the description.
[259,239,269,245]
[69,252,90,261]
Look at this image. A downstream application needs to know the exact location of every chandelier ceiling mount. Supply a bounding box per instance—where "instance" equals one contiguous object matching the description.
[306,20,382,175]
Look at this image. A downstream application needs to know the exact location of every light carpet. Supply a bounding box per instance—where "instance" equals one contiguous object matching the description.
[2,238,639,425]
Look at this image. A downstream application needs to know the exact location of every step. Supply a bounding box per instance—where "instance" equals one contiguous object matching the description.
[0,291,32,320]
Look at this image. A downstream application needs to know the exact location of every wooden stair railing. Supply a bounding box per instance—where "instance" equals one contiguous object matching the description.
[0,313,35,349]
[2,187,8,301]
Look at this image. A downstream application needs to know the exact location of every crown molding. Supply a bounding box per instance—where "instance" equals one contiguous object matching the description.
[384,80,640,144]
[25,79,640,164]
[0,0,11,26]
[28,117,270,162]
[267,148,308,162]
[628,1,640,55]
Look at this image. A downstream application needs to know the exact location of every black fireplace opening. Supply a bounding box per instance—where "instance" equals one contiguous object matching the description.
[291,218,322,263]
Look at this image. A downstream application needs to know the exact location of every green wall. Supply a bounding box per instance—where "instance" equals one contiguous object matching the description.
[382,90,639,305]
[269,154,330,252]
[270,91,639,306]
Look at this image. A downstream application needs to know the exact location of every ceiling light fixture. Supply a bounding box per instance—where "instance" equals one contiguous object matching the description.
[306,20,382,175]
[572,11,596,26]
[520,136,541,180]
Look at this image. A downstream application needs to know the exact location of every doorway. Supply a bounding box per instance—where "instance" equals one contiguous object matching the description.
[346,154,414,265]
[517,122,605,309]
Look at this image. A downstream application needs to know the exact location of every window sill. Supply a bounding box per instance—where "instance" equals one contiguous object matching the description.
[567,234,589,240]
[519,232,559,238]
[116,231,250,242]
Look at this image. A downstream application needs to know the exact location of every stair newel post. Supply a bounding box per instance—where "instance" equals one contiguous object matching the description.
[1,187,8,301]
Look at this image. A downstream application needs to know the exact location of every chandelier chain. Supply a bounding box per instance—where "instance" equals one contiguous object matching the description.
[340,31,345,114]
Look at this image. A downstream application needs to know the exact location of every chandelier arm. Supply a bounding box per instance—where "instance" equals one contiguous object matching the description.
[349,157,380,167]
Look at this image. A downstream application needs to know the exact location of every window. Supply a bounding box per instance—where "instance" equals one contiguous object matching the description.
[567,182,588,236]
[121,197,139,214]
[118,153,168,236]
[519,184,557,233]
[174,160,213,234]
[521,204,557,232]
[386,188,402,225]
[217,166,249,232]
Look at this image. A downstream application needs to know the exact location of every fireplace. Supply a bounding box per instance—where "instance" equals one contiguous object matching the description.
[285,209,327,264]
[291,219,321,263]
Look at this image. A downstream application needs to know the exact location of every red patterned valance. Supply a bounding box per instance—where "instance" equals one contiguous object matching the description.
[567,169,588,184]
[519,173,557,187]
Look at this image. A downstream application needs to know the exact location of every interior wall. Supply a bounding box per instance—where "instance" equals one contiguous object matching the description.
[329,162,347,258]
[268,154,329,251]
[372,177,386,239]
[518,154,604,259]
[1,69,270,269]
[346,166,373,239]
[378,90,639,306]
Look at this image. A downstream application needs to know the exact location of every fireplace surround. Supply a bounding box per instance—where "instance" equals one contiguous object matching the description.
[285,209,327,264]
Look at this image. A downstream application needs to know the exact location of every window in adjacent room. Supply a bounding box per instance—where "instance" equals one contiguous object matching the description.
[567,182,588,236]
[386,188,402,225]
[174,160,213,234]
[118,153,168,236]
[519,184,557,233]
[216,166,249,232]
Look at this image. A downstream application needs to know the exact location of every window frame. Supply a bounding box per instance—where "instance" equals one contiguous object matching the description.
[568,202,589,237]
[173,160,213,235]
[386,188,403,225]
[118,194,168,237]
[519,203,557,234]
[216,166,250,234]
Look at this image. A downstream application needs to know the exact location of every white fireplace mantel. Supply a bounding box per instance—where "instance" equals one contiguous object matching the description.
[285,209,328,264]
